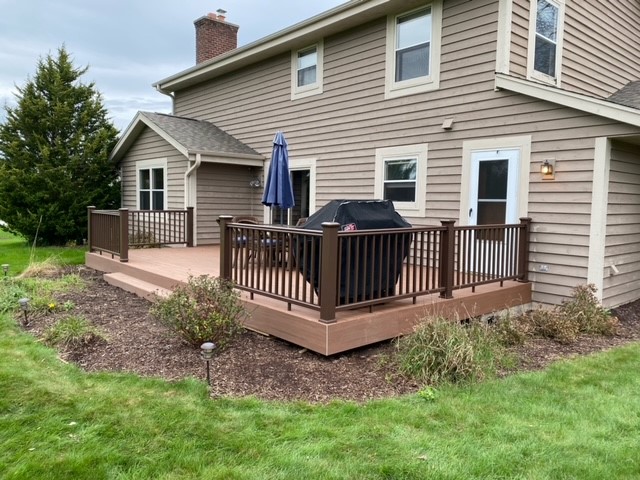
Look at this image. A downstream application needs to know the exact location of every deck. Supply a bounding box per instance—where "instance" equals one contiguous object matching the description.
[86,245,532,356]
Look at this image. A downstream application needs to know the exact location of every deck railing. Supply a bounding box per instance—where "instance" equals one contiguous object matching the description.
[88,206,194,262]
[218,216,531,322]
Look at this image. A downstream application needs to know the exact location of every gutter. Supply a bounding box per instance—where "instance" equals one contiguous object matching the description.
[184,153,202,245]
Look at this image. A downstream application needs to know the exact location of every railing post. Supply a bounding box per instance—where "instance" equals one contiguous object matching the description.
[186,206,195,247]
[217,215,233,281]
[119,208,129,263]
[518,217,532,282]
[439,219,455,299]
[87,206,95,252]
[319,222,340,323]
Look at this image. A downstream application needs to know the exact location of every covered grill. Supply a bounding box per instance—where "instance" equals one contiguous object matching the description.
[296,200,412,303]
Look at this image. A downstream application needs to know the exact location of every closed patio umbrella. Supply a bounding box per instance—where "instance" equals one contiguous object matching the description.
[262,131,295,224]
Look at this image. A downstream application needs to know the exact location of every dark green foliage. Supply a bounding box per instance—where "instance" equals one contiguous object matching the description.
[150,275,246,349]
[0,46,120,245]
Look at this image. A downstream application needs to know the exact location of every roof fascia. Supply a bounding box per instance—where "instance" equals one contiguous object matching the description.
[110,113,189,163]
[495,73,640,128]
[154,0,412,93]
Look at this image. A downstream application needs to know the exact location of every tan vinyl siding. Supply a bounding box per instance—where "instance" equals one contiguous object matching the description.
[563,0,640,97]
[169,0,640,305]
[196,163,262,244]
[119,127,186,210]
[510,0,640,97]
[603,140,640,307]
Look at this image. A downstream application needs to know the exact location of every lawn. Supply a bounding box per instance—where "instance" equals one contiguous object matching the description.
[0,230,86,275]
[1,243,640,479]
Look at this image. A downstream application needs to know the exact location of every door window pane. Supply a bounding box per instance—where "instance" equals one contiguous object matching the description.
[477,201,506,225]
[478,160,508,200]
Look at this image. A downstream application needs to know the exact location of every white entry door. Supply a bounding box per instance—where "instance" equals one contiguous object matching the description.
[467,149,520,273]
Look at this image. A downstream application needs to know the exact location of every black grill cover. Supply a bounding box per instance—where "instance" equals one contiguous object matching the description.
[296,200,412,303]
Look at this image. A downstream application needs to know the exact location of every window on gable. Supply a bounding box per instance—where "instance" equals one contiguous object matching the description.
[137,164,166,210]
[375,144,428,217]
[528,0,564,84]
[385,2,442,99]
[291,41,324,100]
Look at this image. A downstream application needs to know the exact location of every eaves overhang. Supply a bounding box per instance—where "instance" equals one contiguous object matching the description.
[153,0,426,94]
[495,73,640,128]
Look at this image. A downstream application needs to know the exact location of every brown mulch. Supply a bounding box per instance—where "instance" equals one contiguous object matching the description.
[22,266,640,403]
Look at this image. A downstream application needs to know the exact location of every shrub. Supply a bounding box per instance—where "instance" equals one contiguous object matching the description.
[493,312,531,347]
[561,284,619,336]
[524,308,580,345]
[43,316,106,349]
[394,316,506,386]
[150,275,245,349]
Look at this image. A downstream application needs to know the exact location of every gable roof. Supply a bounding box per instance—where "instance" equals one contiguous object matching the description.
[154,0,421,94]
[110,112,263,163]
[607,81,640,110]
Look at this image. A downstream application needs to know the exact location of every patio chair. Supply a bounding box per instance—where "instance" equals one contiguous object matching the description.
[232,216,259,268]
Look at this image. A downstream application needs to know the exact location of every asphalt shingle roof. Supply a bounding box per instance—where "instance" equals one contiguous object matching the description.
[607,81,640,110]
[140,111,261,157]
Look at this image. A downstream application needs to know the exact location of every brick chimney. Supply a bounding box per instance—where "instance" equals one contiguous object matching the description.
[194,9,239,64]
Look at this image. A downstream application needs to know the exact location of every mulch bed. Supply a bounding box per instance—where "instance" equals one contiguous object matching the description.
[21,266,640,403]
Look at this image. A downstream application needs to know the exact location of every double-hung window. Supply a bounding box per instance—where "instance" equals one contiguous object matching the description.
[291,41,324,99]
[528,0,564,84]
[375,144,428,217]
[385,2,442,99]
[136,160,166,210]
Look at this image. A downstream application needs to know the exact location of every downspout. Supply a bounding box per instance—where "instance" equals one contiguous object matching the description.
[185,153,202,245]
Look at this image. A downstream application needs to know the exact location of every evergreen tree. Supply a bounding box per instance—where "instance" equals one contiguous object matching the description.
[0,46,120,245]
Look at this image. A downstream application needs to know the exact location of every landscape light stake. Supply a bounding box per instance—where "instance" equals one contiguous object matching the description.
[200,342,216,386]
[18,298,30,326]
[2,264,8,278]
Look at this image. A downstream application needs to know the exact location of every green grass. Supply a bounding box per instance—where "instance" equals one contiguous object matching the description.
[0,230,86,276]
[1,237,640,478]
[1,304,640,479]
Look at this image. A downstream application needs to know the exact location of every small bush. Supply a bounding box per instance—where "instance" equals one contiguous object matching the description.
[561,284,619,336]
[494,312,530,347]
[394,316,506,386]
[150,275,245,349]
[43,316,106,349]
[525,308,580,345]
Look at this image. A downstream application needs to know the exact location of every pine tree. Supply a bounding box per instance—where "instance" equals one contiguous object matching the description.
[0,46,120,245]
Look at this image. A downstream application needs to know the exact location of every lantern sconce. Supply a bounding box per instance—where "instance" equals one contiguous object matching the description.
[540,159,556,180]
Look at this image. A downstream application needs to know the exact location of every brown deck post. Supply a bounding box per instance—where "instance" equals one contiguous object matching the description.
[186,206,194,247]
[217,215,233,280]
[87,206,95,252]
[517,217,532,282]
[119,208,129,263]
[319,222,340,323]
[439,219,455,299]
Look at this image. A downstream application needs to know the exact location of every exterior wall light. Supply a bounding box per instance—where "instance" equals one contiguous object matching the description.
[18,297,30,326]
[2,264,8,277]
[541,159,555,180]
[200,342,216,386]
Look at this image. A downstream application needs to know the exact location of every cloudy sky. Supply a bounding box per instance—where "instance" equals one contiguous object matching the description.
[0,0,344,131]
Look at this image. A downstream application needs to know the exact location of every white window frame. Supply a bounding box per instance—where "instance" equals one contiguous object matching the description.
[527,0,565,86]
[135,159,167,211]
[291,40,324,100]
[384,2,442,100]
[375,144,428,217]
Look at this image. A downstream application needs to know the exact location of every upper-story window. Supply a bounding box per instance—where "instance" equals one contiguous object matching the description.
[291,41,324,100]
[136,160,167,210]
[385,2,442,99]
[528,0,564,85]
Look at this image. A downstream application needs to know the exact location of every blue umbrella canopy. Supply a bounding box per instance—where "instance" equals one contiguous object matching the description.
[262,131,295,221]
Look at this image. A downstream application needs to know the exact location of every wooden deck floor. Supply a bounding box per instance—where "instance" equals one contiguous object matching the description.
[86,246,532,355]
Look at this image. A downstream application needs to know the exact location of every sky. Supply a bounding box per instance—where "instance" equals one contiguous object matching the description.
[0,0,345,132]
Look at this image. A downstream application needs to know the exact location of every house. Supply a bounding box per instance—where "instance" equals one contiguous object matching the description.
[110,0,640,310]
